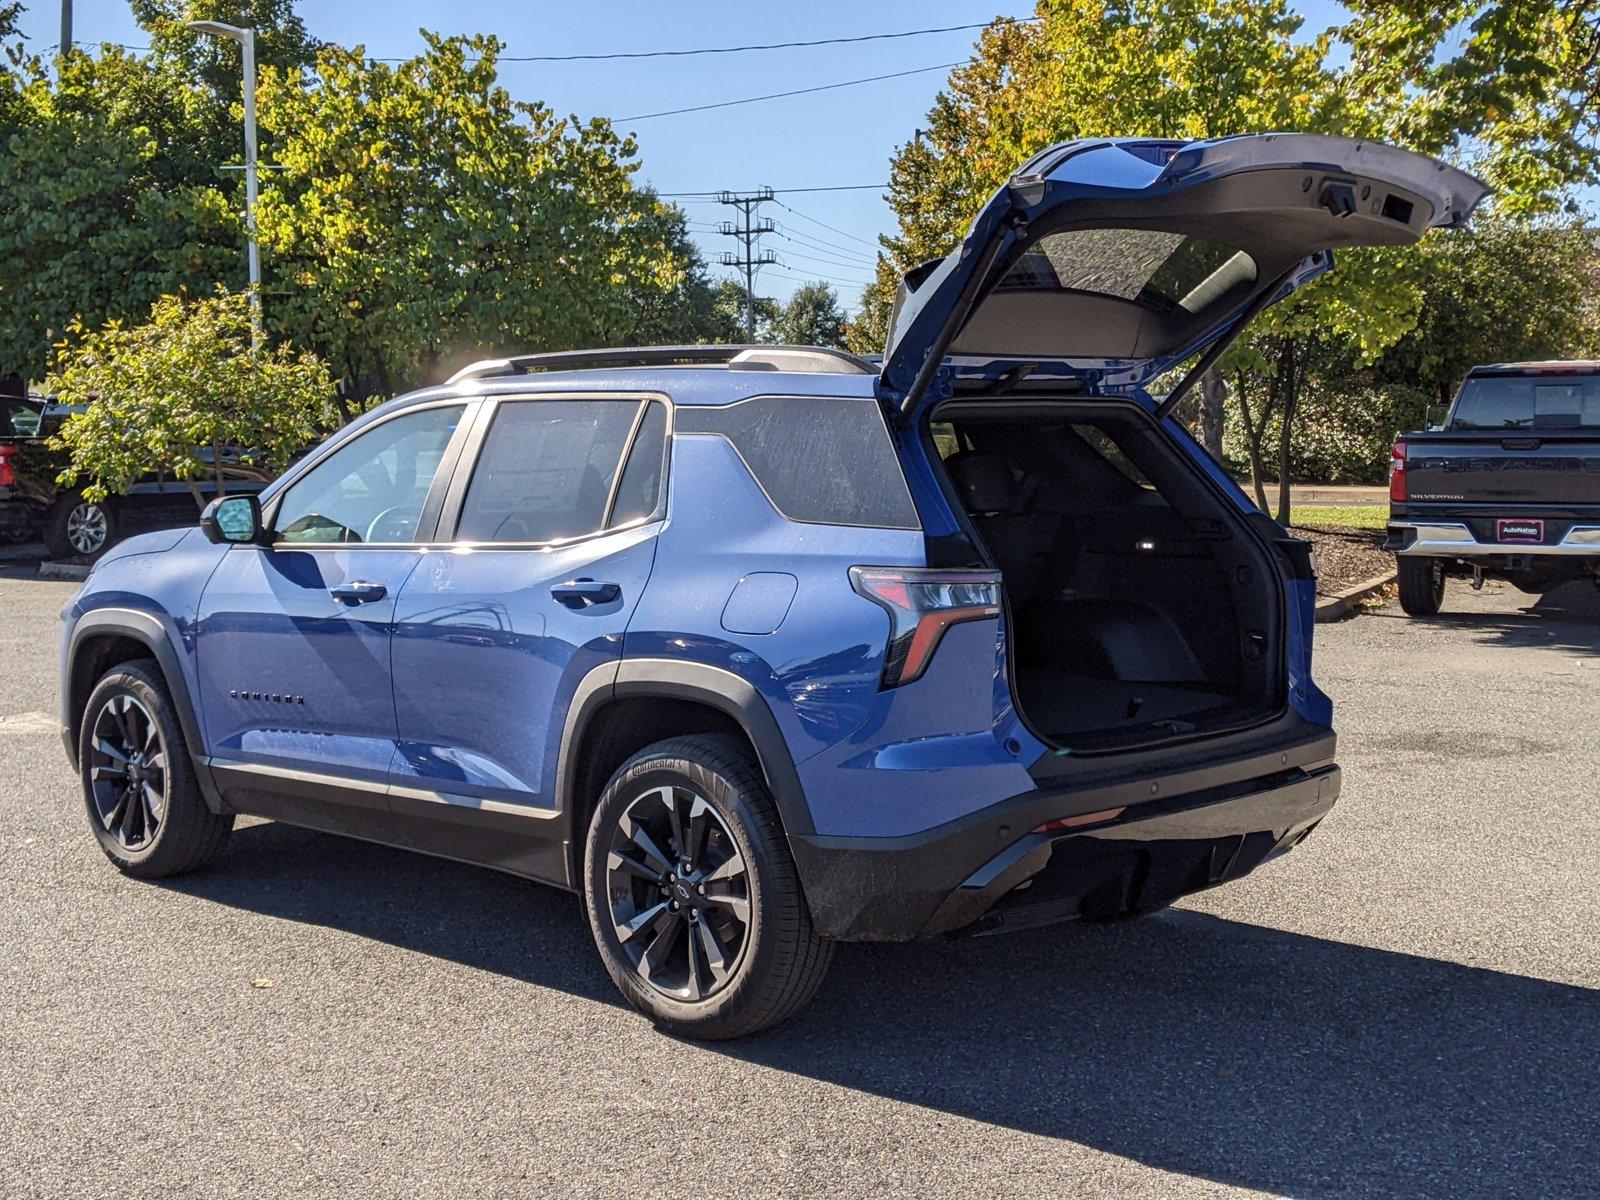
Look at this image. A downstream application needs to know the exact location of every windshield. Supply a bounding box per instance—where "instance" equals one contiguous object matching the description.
[1449,373,1600,430]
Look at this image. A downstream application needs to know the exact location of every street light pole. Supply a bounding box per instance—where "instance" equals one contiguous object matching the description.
[187,20,261,345]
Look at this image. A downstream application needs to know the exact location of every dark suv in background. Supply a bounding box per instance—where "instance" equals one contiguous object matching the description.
[0,393,271,559]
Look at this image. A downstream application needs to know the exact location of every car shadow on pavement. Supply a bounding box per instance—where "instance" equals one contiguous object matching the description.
[171,819,1600,1199]
[1367,579,1600,657]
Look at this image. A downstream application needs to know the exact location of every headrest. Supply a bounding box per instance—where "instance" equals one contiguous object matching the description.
[945,452,1020,515]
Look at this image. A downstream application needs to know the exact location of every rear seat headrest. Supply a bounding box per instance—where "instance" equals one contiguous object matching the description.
[945,452,1021,515]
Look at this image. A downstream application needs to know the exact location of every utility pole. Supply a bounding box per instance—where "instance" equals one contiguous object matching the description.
[717,187,777,341]
[59,0,71,56]
[188,21,262,345]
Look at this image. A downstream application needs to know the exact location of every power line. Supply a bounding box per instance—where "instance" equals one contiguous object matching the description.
[774,198,884,250]
[774,225,878,263]
[619,61,963,122]
[770,242,878,276]
[659,183,886,197]
[483,19,1036,62]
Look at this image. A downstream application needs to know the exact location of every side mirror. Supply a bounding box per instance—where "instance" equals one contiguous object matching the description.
[200,494,263,545]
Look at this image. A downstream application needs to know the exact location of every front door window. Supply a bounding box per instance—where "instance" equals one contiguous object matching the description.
[274,405,464,544]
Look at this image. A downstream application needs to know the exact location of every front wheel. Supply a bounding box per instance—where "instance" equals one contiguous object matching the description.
[1396,556,1446,616]
[78,660,233,878]
[583,735,834,1040]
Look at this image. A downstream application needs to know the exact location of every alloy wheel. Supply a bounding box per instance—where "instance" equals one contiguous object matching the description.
[66,502,109,555]
[86,694,168,850]
[604,784,751,1002]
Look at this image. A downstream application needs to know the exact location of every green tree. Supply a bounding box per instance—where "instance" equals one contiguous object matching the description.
[254,33,695,398]
[1340,1,1600,213]
[47,289,337,510]
[770,282,847,348]
[1378,218,1600,403]
[706,278,779,343]
[0,47,240,385]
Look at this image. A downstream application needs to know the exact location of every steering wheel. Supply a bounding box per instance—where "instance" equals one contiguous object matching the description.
[364,505,417,543]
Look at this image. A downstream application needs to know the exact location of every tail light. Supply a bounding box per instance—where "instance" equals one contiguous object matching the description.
[1388,440,1407,504]
[850,566,1001,688]
[0,443,15,489]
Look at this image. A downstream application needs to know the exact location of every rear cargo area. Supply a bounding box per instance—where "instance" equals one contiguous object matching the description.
[934,402,1282,752]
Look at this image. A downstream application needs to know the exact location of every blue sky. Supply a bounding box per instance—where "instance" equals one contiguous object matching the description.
[18,1,1353,310]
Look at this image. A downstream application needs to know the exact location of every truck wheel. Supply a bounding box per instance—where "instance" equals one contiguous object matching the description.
[584,734,834,1040]
[44,490,116,560]
[78,659,233,878]
[1397,556,1446,616]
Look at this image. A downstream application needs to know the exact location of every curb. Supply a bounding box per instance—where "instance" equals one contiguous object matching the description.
[39,559,91,582]
[1315,570,1396,622]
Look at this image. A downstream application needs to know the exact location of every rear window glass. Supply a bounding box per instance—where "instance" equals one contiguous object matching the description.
[1449,374,1600,430]
[676,396,919,529]
[994,229,1257,314]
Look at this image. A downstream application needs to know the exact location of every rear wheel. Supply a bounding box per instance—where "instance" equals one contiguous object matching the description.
[583,735,833,1040]
[1397,556,1445,616]
[78,660,232,878]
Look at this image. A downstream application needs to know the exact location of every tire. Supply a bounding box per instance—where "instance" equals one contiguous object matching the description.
[1396,556,1445,616]
[78,659,233,878]
[44,490,116,560]
[583,734,834,1040]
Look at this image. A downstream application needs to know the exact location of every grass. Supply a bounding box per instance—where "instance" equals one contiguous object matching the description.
[1289,504,1389,530]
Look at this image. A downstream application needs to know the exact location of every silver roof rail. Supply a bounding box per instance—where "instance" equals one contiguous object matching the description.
[447,344,875,384]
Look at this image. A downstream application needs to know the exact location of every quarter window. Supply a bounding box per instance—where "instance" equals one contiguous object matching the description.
[274,404,464,544]
[454,399,649,544]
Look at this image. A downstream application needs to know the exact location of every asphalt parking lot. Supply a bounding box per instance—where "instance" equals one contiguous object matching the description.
[2,562,1597,1199]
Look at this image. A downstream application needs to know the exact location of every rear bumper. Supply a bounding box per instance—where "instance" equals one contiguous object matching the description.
[790,734,1339,941]
[1387,520,1600,558]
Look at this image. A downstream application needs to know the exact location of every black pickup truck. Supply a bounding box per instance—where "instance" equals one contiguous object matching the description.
[0,394,273,559]
[1386,361,1600,615]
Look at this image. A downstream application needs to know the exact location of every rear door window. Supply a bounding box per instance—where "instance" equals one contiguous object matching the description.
[454,398,649,543]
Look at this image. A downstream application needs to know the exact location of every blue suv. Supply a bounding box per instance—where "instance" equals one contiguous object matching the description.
[61,135,1484,1038]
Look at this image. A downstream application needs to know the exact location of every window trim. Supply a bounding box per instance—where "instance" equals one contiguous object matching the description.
[260,397,480,551]
[437,390,675,550]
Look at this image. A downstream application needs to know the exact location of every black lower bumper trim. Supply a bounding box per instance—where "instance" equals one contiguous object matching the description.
[792,760,1339,941]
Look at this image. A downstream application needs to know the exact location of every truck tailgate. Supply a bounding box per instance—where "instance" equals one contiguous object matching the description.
[1406,436,1600,507]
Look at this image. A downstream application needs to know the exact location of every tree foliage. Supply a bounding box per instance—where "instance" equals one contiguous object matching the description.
[0,46,241,385]
[769,282,848,348]
[1340,0,1600,213]
[254,34,697,397]
[47,290,337,509]
[1378,218,1600,402]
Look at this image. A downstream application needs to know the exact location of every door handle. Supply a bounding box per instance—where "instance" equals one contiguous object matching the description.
[551,578,621,608]
[330,580,388,605]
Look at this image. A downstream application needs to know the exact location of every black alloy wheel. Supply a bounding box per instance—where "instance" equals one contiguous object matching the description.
[86,692,168,850]
[78,660,233,877]
[584,735,834,1039]
[604,783,751,1002]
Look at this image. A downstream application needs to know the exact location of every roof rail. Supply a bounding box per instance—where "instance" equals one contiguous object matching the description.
[446,344,875,384]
